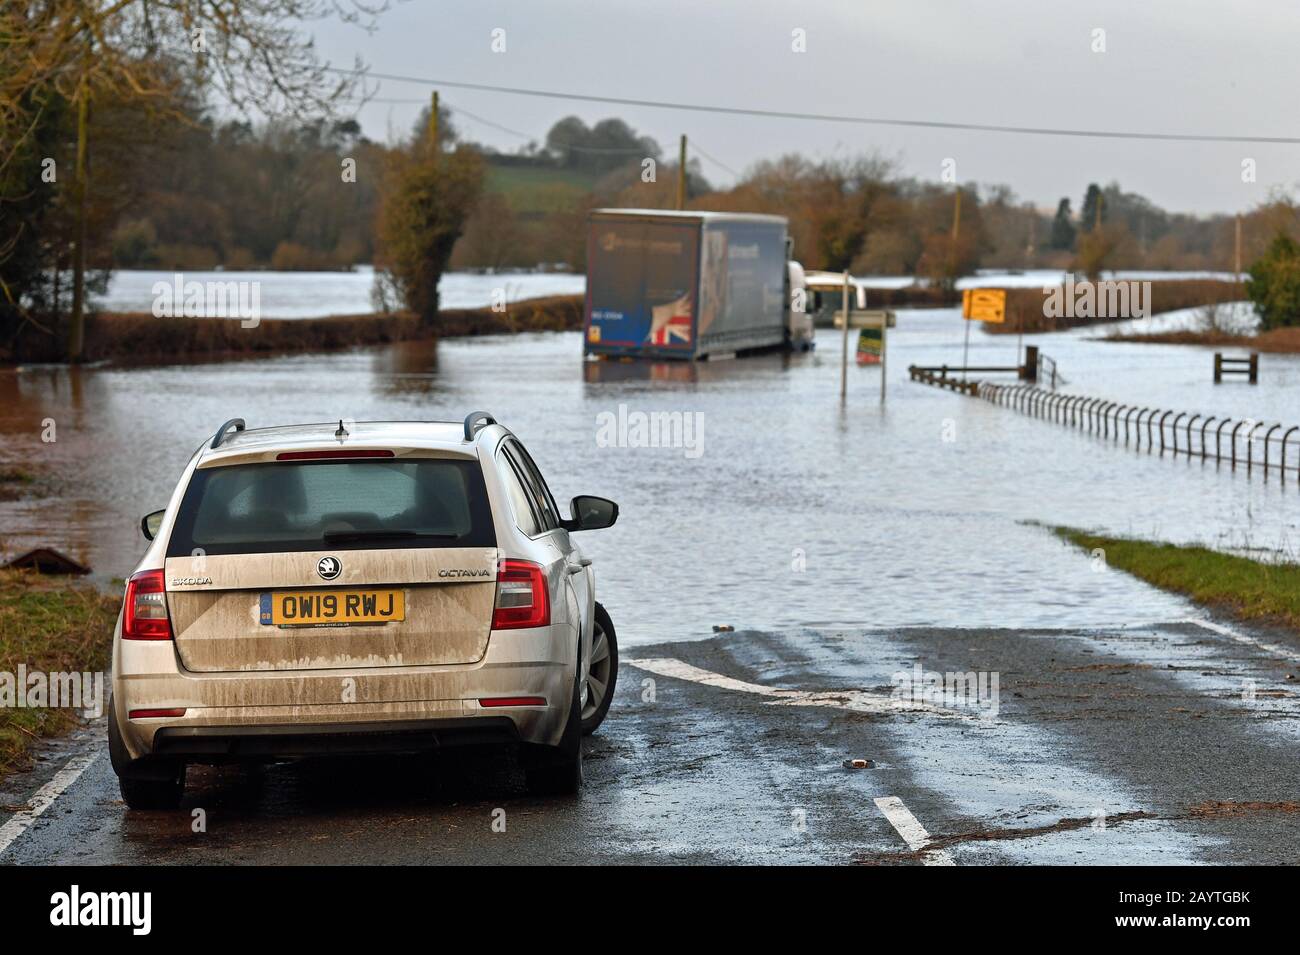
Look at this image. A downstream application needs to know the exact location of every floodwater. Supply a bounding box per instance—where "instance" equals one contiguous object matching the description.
[2,306,1298,645]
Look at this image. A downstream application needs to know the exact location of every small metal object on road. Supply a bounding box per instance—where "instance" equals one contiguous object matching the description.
[843,758,875,769]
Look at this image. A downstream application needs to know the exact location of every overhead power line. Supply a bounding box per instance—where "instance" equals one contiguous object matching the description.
[688,139,742,179]
[324,66,1300,146]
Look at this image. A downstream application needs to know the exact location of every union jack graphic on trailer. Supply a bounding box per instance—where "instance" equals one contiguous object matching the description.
[649,294,693,346]
[650,314,692,345]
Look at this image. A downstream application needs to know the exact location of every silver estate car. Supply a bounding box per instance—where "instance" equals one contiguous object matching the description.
[109,412,619,808]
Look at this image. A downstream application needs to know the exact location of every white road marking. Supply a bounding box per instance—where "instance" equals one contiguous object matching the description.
[625,657,963,717]
[0,751,99,857]
[1179,617,1300,666]
[626,657,783,696]
[874,795,956,866]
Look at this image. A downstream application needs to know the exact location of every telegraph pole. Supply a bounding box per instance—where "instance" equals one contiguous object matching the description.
[948,186,962,283]
[1235,213,1243,282]
[676,135,687,210]
[429,90,439,150]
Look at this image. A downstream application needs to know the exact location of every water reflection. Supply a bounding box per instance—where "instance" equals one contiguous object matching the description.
[370,339,442,398]
[581,350,802,385]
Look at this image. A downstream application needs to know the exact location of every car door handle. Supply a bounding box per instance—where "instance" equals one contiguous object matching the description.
[565,558,592,574]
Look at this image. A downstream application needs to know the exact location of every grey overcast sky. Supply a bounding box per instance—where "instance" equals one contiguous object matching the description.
[312,0,1299,215]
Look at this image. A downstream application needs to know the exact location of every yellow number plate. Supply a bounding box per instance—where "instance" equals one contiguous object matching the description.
[261,589,406,627]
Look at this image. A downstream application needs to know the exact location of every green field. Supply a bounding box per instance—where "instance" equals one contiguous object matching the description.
[485,162,603,214]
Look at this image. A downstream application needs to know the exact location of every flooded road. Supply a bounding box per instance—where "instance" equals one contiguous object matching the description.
[3,307,1299,642]
[5,617,1299,865]
[3,309,1300,866]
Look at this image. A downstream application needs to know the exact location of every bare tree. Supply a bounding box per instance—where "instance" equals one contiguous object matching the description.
[1,0,385,360]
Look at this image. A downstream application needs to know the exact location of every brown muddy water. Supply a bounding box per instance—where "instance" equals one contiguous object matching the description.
[2,311,1299,645]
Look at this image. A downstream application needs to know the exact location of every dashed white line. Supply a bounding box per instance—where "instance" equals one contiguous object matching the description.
[1179,617,1300,666]
[625,657,961,717]
[874,795,956,866]
[0,751,99,857]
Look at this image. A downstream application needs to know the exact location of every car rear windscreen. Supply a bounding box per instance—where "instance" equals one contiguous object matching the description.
[166,458,496,557]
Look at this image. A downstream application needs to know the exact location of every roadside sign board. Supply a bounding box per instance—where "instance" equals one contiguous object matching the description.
[856,327,882,364]
[962,288,1007,323]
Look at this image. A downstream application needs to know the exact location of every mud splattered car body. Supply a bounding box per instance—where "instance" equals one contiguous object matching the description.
[109,413,618,807]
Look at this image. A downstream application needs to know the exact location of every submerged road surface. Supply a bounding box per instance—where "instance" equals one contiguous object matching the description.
[3,614,1299,865]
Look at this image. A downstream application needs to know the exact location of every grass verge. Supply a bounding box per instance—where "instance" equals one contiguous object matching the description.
[1054,527,1300,629]
[0,570,118,779]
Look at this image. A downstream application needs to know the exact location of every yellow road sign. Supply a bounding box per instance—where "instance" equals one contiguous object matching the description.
[962,288,1007,323]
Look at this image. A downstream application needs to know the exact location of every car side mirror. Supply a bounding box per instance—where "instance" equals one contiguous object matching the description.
[563,495,618,532]
[140,509,165,541]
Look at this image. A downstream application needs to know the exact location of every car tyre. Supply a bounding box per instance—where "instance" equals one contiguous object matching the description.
[581,603,617,735]
[524,652,584,797]
[118,771,186,811]
[108,694,186,811]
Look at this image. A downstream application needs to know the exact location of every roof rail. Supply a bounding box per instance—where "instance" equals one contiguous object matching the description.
[210,418,246,449]
[463,411,496,442]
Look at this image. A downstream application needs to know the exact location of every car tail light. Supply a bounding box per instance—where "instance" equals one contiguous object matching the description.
[492,559,550,630]
[276,449,394,460]
[128,708,186,719]
[123,569,173,640]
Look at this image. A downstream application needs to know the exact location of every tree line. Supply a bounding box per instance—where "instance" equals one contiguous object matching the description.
[6,1,1300,360]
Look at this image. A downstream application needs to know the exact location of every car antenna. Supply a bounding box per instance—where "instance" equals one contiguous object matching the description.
[335,418,348,438]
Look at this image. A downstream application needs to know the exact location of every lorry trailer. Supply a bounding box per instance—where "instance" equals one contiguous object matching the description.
[583,209,811,361]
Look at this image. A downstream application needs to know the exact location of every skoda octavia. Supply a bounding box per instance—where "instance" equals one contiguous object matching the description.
[109,412,619,808]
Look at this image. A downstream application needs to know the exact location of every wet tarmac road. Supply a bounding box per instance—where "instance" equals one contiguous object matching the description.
[3,612,1298,865]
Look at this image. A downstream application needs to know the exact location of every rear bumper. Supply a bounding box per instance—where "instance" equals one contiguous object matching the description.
[150,717,518,761]
[111,623,578,768]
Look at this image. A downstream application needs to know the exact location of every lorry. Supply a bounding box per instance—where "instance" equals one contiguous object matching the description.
[583,209,813,361]
[801,270,870,327]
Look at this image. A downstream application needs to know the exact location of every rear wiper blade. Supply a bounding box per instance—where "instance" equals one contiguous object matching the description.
[321,530,460,544]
